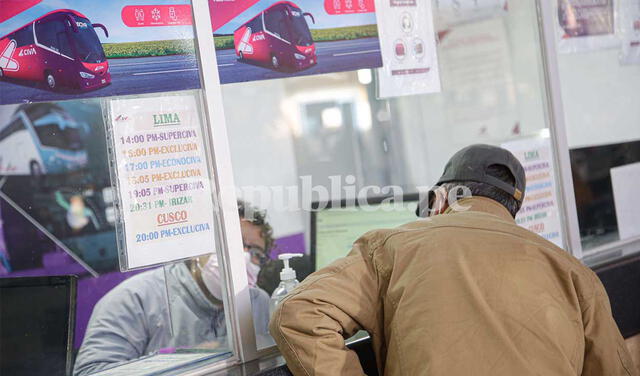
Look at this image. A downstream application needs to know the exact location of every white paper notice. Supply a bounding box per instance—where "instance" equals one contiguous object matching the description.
[434,0,507,29]
[376,0,441,98]
[611,162,640,240]
[502,136,564,249]
[441,17,518,146]
[109,95,216,270]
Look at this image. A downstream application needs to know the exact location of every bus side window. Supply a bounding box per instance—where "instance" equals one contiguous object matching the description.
[249,15,263,33]
[36,20,72,57]
[13,25,35,47]
[0,117,27,143]
[264,10,280,38]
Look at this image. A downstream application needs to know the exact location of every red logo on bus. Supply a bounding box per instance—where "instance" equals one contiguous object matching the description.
[0,40,20,72]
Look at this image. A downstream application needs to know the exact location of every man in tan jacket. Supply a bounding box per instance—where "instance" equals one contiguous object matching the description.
[269,144,636,376]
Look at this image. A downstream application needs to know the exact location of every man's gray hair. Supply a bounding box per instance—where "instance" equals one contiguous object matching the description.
[441,164,522,218]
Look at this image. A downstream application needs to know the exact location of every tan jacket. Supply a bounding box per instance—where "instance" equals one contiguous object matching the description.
[270,197,637,376]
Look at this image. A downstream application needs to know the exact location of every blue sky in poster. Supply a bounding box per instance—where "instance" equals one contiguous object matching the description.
[215,0,378,35]
[0,0,195,43]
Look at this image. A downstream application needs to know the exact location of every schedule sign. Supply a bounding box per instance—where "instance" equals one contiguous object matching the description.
[109,95,216,270]
[502,137,565,249]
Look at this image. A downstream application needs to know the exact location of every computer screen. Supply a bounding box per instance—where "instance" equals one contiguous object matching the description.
[0,276,77,376]
[570,139,640,250]
[311,196,419,270]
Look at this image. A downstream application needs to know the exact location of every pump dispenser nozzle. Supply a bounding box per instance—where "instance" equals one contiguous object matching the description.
[278,253,303,281]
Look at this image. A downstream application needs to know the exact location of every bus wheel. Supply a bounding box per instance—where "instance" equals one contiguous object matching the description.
[0,68,3,78]
[239,51,244,60]
[45,71,57,90]
[271,54,280,69]
[30,161,43,177]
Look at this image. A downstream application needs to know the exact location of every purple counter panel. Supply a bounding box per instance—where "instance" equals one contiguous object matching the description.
[74,269,148,347]
[271,232,306,259]
[1,227,307,349]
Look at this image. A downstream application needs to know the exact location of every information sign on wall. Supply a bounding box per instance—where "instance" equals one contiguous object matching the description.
[502,136,565,249]
[376,0,441,98]
[108,95,216,270]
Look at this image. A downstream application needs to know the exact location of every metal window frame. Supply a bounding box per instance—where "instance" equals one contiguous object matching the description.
[535,0,584,259]
[190,0,275,366]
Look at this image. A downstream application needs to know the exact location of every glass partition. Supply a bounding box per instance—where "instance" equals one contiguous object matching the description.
[0,92,239,375]
[0,0,252,372]
[221,0,561,349]
[550,0,640,256]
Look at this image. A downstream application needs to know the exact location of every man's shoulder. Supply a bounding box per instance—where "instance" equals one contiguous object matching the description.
[354,214,472,247]
[250,286,270,303]
[96,267,167,309]
[367,213,588,268]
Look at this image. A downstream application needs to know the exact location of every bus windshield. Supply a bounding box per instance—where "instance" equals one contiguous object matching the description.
[72,16,106,63]
[288,8,313,47]
[33,112,85,151]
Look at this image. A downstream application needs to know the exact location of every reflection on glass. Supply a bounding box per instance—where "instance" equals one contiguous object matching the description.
[0,101,115,275]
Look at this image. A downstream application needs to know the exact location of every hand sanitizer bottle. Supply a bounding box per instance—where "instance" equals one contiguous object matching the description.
[269,253,303,317]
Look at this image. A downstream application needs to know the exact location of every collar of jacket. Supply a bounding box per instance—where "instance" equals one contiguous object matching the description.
[443,196,515,223]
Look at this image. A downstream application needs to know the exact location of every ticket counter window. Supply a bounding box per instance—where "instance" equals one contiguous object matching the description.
[0,95,237,375]
[221,0,561,350]
[551,1,640,257]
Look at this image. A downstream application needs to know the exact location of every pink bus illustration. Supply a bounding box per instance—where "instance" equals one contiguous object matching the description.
[0,9,110,91]
[234,1,316,71]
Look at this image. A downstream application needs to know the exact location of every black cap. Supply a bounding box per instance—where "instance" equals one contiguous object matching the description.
[417,144,526,216]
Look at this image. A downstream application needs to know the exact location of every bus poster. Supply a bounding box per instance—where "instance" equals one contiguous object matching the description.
[0,99,120,277]
[0,0,201,105]
[209,0,384,84]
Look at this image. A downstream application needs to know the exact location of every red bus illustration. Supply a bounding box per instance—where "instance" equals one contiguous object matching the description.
[234,1,316,71]
[0,9,110,91]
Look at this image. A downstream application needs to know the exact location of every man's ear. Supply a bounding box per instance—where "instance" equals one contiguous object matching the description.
[433,201,450,216]
[416,191,433,218]
[429,187,449,217]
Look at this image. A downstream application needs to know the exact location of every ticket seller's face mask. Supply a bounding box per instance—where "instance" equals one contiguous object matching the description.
[244,252,261,287]
[201,253,261,300]
[201,256,222,301]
